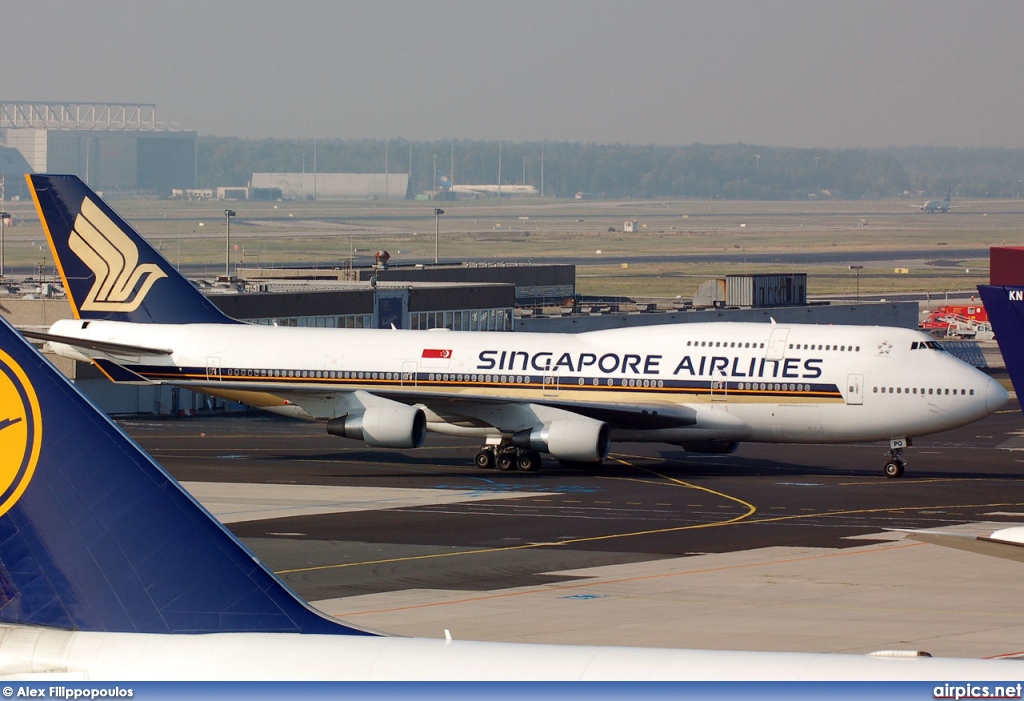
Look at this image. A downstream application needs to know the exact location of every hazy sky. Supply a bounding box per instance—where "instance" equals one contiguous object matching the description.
[6,0,1024,148]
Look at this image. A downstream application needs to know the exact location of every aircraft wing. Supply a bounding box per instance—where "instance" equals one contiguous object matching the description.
[409,394,699,431]
[901,527,1024,564]
[19,329,174,357]
[259,383,703,432]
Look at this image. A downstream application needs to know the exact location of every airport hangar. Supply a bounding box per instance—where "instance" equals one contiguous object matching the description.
[2,264,923,416]
[0,101,197,195]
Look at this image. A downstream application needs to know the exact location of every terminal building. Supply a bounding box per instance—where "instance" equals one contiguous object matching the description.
[250,172,411,200]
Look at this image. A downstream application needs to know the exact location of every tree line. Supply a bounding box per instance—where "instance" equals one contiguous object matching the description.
[197,137,1024,200]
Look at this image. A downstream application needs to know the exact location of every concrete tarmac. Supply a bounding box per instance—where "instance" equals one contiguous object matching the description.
[122,400,1024,659]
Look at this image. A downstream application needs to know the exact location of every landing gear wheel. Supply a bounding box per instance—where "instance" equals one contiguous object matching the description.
[495,452,516,471]
[883,444,907,478]
[474,449,494,469]
[517,451,542,472]
[883,460,905,478]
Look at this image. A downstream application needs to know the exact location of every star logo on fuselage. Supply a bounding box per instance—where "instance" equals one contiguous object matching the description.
[877,341,893,356]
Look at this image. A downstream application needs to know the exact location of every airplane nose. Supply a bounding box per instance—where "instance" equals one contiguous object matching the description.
[985,376,1009,414]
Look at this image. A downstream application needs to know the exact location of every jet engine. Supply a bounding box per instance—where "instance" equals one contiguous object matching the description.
[327,405,427,448]
[514,417,610,463]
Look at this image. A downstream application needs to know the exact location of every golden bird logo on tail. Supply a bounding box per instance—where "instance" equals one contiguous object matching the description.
[70,198,167,312]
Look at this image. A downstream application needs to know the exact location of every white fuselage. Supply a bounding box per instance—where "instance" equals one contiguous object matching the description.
[450,184,539,196]
[47,319,1004,447]
[0,624,1014,681]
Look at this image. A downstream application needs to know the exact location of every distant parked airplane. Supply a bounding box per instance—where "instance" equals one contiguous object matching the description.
[437,170,539,197]
[915,188,953,213]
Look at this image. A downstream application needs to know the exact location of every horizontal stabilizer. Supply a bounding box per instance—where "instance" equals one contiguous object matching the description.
[20,329,173,357]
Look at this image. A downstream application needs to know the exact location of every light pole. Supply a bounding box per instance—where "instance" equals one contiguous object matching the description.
[849,265,863,302]
[433,208,444,264]
[224,209,236,276]
[0,212,8,279]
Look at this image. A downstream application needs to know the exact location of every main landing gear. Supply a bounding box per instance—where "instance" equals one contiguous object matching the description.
[883,438,911,478]
[474,445,542,472]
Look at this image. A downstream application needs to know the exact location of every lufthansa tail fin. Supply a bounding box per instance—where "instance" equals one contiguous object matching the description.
[27,174,237,325]
[0,312,368,636]
[978,284,1024,400]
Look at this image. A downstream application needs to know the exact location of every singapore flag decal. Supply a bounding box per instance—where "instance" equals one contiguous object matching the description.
[422,349,452,359]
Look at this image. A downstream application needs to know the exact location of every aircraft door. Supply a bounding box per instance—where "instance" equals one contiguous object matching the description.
[543,373,559,397]
[205,357,221,382]
[710,378,728,402]
[401,360,418,387]
[766,328,790,361]
[846,373,864,405]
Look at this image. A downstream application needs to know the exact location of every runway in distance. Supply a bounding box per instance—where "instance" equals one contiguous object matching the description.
[26,174,1007,478]
[0,311,1016,680]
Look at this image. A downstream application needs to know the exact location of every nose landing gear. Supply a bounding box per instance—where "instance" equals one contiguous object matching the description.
[883,438,911,478]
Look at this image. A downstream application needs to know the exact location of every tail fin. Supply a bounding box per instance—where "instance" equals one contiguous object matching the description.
[945,187,952,202]
[437,170,452,190]
[978,284,1024,400]
[0,312,368,635]
[27,174,236,324]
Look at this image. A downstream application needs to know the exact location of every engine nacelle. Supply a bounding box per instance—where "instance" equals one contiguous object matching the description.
[678,440,739,455]
[514,418,610,463]
[326,405,427,448]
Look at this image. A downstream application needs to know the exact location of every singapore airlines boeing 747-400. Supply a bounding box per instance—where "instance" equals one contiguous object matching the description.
[24,174,1006,477]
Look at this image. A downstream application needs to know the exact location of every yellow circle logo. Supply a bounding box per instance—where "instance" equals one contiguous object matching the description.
[0,350,42,517]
